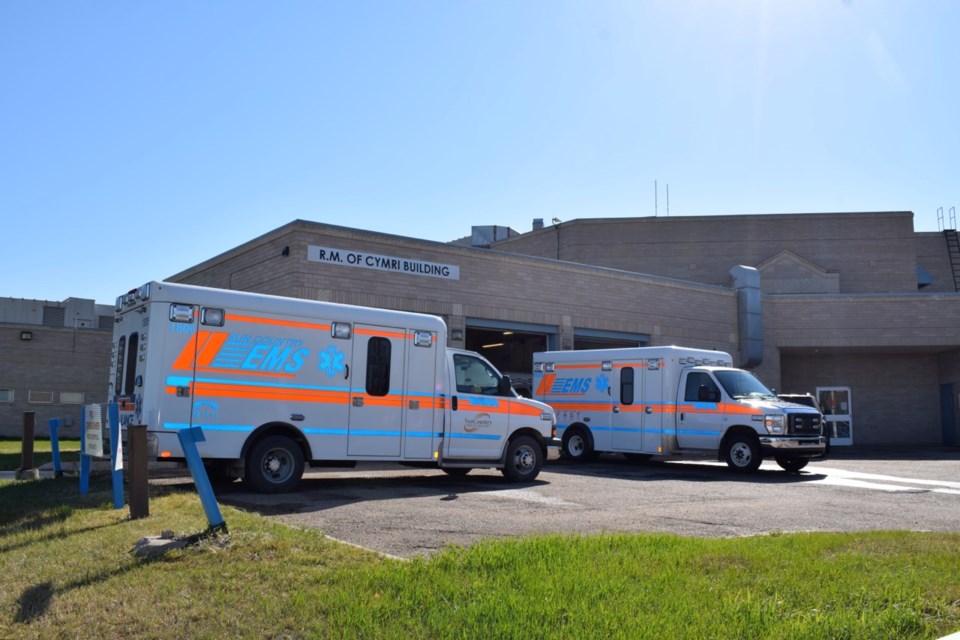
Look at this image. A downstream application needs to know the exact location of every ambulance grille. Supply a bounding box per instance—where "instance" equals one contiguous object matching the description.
[788,413,822,436]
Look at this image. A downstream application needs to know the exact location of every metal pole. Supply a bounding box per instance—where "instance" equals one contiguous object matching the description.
[108,403,124,510]
[128,425,149,519]
[177,426,227,533]
[48,418,63,477]
[79,408,90,495]
[16,412,39,480]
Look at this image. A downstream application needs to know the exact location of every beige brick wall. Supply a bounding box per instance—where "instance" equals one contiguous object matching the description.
[915,232,957,293]
[0,326,111,438]
[780,351,942,446]
[495,212,923,294]
[171,221,740,357]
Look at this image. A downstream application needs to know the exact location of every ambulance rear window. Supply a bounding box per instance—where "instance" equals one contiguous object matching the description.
[620,367,634,405]
[366,337,391,397]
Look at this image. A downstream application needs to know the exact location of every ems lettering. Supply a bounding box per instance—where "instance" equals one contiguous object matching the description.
[241,345,309,373]
[554,377,592,394]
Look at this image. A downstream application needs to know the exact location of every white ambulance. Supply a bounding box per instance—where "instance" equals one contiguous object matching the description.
[533,346,826,472]
[109,282,556,492]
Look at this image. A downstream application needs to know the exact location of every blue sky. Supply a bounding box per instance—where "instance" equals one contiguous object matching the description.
[2,0,958,304]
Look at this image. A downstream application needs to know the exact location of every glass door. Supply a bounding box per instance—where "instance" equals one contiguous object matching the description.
[817,386,853,446]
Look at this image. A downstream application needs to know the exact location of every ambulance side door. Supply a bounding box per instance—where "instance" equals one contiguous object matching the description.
[676,370,723,450]
[445,352,509,459]
[347,325,405,456]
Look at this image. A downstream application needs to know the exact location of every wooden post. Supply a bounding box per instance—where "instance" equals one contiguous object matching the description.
[16,411,40,480]
[128,425,150,519]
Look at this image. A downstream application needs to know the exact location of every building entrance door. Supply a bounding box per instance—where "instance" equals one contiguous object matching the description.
[817,386,853,446]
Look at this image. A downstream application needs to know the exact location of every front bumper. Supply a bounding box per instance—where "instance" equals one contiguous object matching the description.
[759,436,827,459]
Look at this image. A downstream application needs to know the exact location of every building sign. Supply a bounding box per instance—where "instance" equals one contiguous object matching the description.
[307,245,460,280]
[83,404,104,457]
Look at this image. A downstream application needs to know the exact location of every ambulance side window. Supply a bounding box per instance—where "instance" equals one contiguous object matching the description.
[114,336,126,397]
[685,372,720,403]
[366,337,391,397]
[454,353,500,395]
[620,367,634,405]
[124,333,139,396]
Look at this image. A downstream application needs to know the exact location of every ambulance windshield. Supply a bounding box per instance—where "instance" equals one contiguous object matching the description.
[714,370,777,401]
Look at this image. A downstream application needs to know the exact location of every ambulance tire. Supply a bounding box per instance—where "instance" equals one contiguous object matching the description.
[722,433,762,473]
[775,457,808,473]
[501,435,543,482]
[244,435,305,493]
[561,427,596,462]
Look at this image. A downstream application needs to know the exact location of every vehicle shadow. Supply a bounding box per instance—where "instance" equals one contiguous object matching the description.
[212,468,550,517]
[543,453,829,484]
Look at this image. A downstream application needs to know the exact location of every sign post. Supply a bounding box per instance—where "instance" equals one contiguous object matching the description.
[108,402,124,510]
[79,404,103,494]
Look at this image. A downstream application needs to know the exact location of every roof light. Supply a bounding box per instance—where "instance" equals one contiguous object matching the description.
[332,322,352,339]
[414,331,433,347]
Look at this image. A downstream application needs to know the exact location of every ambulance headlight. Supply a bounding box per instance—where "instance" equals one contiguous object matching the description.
[764,415,785,435]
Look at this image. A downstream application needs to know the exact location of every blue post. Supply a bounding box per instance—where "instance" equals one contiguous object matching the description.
[79,410,90,495]
[177,426,227,533]
[48,418,63,478]
[108,403,124,510]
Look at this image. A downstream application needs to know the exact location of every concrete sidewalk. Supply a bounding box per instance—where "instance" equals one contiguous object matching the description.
[0,459,185,482]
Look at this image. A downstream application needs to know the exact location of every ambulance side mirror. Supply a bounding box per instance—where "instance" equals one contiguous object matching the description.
[498,376,513,396]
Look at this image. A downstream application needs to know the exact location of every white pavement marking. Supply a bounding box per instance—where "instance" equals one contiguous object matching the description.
[478,488,578,507]
[804,467,960,495]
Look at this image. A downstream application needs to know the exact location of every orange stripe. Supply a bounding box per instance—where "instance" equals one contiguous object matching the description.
[228,314,332,332]
[534,373,556,396]
[509,402,546,417]
[192,366,297,379]
[171,330,210,370]
[195,332,229,368]
[355,327,407,339]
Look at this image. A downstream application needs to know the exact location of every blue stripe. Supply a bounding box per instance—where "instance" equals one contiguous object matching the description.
[448,432,501,441]
[163,423,253,432]
[167,375,439,400]
[302,427,349,436]
[558,424,717,436]
[462,397,500,407]
[675,429,722,436]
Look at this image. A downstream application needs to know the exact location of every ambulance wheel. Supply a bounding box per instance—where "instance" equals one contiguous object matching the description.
[501,436,543,482]
[245,435,305,493]
[561,427,595,462]
[776,457,808,473]
[722,433,761,473]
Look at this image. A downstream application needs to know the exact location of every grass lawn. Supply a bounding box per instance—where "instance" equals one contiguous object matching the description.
[0,474,958,639]
[0,438,81,471]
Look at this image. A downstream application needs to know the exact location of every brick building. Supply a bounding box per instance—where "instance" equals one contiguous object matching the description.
[164,211,960,449]
[5,210,957,447]
[0,296,113,437]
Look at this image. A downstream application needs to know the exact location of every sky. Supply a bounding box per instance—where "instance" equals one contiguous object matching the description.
[2,0,958,305]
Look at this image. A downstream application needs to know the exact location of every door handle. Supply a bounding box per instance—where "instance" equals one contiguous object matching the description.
[613,406,620,414]
[645,406,653,414]
[452,396,458,411]
[344,364,349,379]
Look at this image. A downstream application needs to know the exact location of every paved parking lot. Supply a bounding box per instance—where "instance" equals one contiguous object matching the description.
[212,449,960,558]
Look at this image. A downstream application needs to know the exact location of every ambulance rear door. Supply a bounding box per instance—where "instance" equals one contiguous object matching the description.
[347,324,406,456]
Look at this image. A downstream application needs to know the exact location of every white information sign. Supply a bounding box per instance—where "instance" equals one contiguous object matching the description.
[83,404,104,457]
[307,245,460,280]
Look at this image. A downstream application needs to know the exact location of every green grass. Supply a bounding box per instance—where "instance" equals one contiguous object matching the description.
[0,438,81,470]
[1,475,958,639]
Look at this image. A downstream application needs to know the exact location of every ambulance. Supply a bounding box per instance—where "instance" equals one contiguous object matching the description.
[109,282,556,492]
[533,346,826,472]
